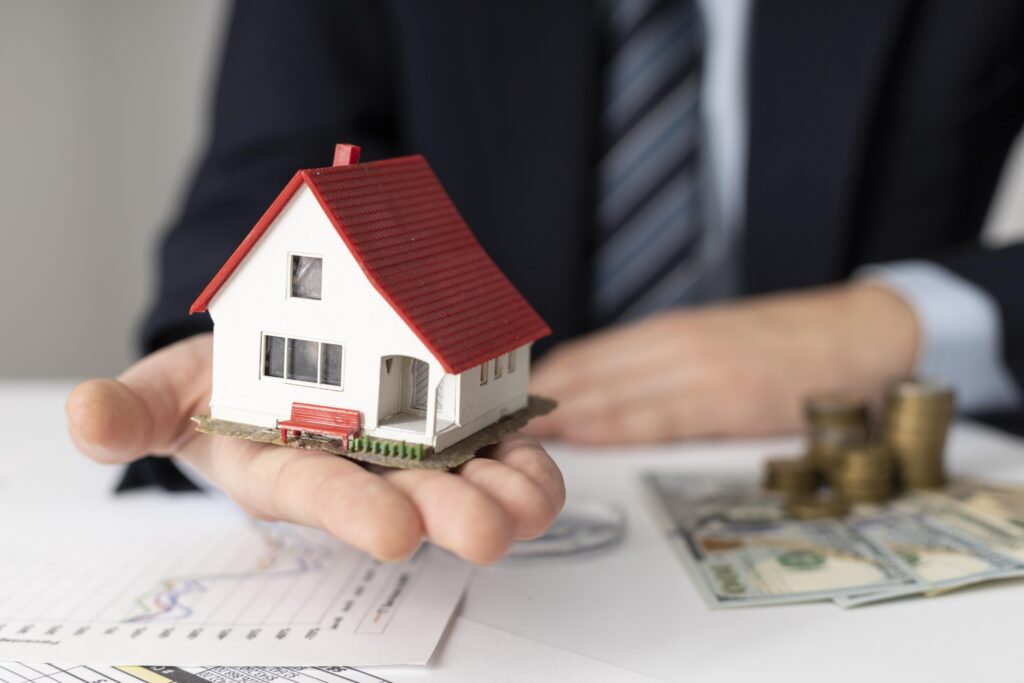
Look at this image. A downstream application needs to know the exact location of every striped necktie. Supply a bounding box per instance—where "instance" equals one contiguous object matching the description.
[591,0,705,327]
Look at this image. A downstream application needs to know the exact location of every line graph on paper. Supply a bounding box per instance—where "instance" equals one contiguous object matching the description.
[0,494,470,664]
[123,525,342,625]
[0,520,390,632]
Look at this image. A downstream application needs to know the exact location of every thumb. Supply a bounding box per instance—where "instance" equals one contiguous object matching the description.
[66,334,212,463]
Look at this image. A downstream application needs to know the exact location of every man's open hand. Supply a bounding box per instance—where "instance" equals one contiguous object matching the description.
[66,334,565,564]
[527,283,919,443]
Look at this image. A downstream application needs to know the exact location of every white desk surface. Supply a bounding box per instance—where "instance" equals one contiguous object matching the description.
[4,381,1024,682]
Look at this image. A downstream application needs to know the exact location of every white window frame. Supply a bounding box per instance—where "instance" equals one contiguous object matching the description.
[287,252,324,300]
[507,350,516,373]
[494,355,503,379]
[480,361,489,385]
[260,332,345,391]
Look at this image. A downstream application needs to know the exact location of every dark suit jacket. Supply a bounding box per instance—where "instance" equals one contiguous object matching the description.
[141,0,1024,437]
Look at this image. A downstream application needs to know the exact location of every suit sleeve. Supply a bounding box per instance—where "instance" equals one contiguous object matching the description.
[142,0,400,352]
[126,0,400,490]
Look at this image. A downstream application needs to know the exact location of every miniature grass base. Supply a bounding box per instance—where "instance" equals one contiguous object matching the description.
[191,395,557,470]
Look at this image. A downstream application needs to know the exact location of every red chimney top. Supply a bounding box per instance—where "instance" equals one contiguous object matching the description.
[333,143,361,167]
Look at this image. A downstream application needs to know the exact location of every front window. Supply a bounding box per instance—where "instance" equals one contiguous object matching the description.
[264,335,285,378]
[321,343,343,386]
[262,334,343,389]
[287,338,319,382]
[290,255,323,299]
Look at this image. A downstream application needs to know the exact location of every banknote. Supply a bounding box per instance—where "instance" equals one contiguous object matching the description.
[645,473,918,608]
[833,511,1024,607]
[897,485,1024,563]
[644,471,786,529]
[930,480,1024,537]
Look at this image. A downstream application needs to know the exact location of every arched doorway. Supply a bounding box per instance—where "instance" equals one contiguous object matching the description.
[378,355,430,432]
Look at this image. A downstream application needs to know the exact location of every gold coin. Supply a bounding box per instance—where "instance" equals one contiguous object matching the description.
[786,493,851,519]
[764,457,819,495]
[883,379,954,493]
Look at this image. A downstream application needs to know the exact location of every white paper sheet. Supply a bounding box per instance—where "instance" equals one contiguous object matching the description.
[0,618,661,683]
[0,492,471,666]
[377,617,664,682]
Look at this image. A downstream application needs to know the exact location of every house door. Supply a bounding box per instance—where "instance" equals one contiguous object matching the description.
[379,356,430,424]
[409,359,429,413]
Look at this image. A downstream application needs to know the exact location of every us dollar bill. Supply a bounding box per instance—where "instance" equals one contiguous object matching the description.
[928,480,1024,537]
[833,511,1024,607]
[645,473,918,608]
[897,483,1024,563]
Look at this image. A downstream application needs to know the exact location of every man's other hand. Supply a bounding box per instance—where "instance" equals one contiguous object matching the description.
[527,283,919,443]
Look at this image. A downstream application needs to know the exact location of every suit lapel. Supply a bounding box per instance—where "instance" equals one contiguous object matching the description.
[743,0,913,293]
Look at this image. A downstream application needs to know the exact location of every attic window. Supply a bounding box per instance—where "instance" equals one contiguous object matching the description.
[290,255,322,300]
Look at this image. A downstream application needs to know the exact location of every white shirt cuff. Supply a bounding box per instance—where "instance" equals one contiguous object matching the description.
[857,260,1022,413]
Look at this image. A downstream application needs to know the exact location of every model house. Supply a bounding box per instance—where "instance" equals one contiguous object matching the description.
[190,144,550,456]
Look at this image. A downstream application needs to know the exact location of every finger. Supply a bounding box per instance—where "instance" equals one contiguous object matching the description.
[520,413,560,438]
[66,378,148,464]
[382,469,515,565]
[551,365,681,422]
[519,401,565,438]
[530,317,680,397]
[530,362,692,441]
[66,334,212,464]
[479,433,566,512]
[563,402,687,443]
[551,333,685,392]
[181,436,424,562]
[457,458,557,540]
[529,335,679,426]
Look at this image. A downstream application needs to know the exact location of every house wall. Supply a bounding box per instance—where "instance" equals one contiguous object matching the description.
[205,184,532,451]
[439,345,531,451]
[207,185,446,445]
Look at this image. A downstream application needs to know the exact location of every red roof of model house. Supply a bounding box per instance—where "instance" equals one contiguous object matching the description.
[190,145,551,374]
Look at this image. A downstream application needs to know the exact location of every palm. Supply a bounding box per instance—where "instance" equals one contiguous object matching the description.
[66,334,564,564]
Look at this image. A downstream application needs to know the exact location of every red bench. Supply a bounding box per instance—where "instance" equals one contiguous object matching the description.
[278,403,361,446]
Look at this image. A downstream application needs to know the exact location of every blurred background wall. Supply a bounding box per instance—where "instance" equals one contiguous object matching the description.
[0,0,229,379]
[0,0,1022,380]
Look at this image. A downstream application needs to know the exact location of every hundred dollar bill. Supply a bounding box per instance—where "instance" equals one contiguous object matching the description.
[897,484,1024,563]
[645,473,918,608]
[931,480,1024,537]
[644,471,786,528]
[833,512,1024,608]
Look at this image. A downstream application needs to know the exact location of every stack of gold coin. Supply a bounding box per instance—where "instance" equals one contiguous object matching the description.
[883,380,954,489]
[764,457,819,497]
[804,394,871,479]
[785,491,851,520]
[832,444,895,503]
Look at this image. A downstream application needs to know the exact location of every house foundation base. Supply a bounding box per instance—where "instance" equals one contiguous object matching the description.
[191,395,557,470]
